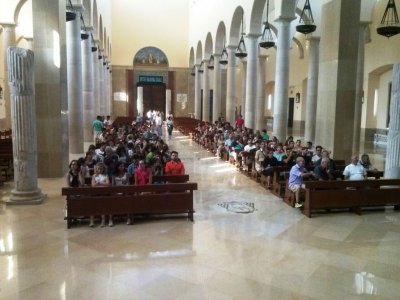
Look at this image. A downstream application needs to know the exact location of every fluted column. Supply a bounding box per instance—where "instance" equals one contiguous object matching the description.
[82,28,94,144]
[66,4,84,154]
[226,45,237,123]
[352,22,369,153]
[166,89,172,117]
[194,64,201,119]
[6,48,45,204]
[202,59,210,122]
[137,86,144,116]
[212,54,222,122]
[256,55,268,131]
[0,23,17,130]
[244,34,260,130]
[241,60,247,118]
[92,43,100,115]
[304,37,320,143]
[273,17,295,142]
[385,63,400,178]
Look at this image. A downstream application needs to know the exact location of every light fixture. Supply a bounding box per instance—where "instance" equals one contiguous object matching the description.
[66,0,76,22]
[219,39,228,65]
[91,45,97,52]
[259,0,275,49]
[235,11,247,58]
[208,55,214,69]
[377,0,400,38]
[190,66,195,76]
[296,0,317,34]
[81,32,89,40]
[198,61,204,73]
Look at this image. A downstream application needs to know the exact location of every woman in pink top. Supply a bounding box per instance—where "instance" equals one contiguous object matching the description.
[134,160,152,185]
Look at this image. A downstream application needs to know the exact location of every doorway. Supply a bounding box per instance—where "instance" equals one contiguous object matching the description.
[288,97,294,128]
[137,82,166,116]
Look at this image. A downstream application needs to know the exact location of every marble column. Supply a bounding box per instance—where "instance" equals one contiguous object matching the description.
[273,17,295,142]
[304,37,320,143]
[33,0,68,177]
[0,23,17,130]
[241,60,247,119]
[92,43,100,115]
[255,55,268,131]
[315,0,361,159]
[202,59,210,122]
[212,54,222,121]
[352,22,369,153]
[98,52,105,115]
[6,48,45,204]
[137,86,144,116]
[66,4,84,154]
[385,63,400,179]
[194,64,201,119]
[103,56,110,115]
[226,45,237,123]
[244,34,260,130]
[166,89,171,117]
[82,28,94,144]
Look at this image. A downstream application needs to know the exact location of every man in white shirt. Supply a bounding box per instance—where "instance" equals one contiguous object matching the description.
[343,154,366,180]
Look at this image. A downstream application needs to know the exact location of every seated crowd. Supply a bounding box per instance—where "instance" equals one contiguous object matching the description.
[192,118,378,208]
[65,118,185,227]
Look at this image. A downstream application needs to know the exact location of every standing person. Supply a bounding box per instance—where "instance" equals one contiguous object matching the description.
[235,114,244,130]
[135,160,153,185]
[92,116,104,144]
[165,151,185,175]
[166,116,174,140]
[65,160,84,187]
[90,162,111,227]
[155,112,163,137]
[288,157,312,208]
[103,115,112,129]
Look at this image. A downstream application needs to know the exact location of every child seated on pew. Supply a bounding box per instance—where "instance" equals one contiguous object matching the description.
[90,162,112,227]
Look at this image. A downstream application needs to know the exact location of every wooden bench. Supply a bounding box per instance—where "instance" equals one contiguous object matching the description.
[61,182,197,228]
[303,179,400,218]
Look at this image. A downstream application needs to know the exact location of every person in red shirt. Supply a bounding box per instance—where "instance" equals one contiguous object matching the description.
[235,114,244,130]
[165,151,185,175]
[135,160,152,185]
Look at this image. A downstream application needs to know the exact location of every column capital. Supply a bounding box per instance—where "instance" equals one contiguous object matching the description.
[67,4,84,13]
[258,54,269,59]
[359,21,371,28]
[0,22,17,29]
[84,26,94,32]
[274,16,296,23]
[212,53,221,58]
[306,36,320,42]
[246,33,262,39]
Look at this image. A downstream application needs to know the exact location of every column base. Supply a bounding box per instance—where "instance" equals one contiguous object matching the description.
[4,189,46,205]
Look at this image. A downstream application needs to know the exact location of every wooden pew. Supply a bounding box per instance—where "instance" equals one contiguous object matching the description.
[61,182,197,228]
[303,179,400,218]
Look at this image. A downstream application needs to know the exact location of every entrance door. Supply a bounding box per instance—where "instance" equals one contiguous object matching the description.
[288,97,294,128]
[138,83,166,116]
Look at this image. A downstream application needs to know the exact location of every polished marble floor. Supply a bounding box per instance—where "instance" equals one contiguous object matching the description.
[1,130,399,299]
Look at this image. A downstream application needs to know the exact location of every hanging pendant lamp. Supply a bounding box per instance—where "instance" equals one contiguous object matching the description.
[235,11,247,58]
[219,39,228,65]
[259,0,275,49]
[296,0,317,34]
[377,0,400,38]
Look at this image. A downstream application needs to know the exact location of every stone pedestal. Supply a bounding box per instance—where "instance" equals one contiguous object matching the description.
[137,86,144,116]
[304,37,320,143]
[66,4,84,154]
[226,46,237,123]
[255,55,268,131]
[82,28,94,144]
[385,63,400,179]
[5,48,45,205]
[194,64,201,119]
[315,0,361,159]
[212,54,221,121]
[202,60,210,122]
[244,34,259,130]
[273,17,295,141]
[166,89,172,116]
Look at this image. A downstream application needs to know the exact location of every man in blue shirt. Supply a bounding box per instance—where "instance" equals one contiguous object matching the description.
[288,156,312,208]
